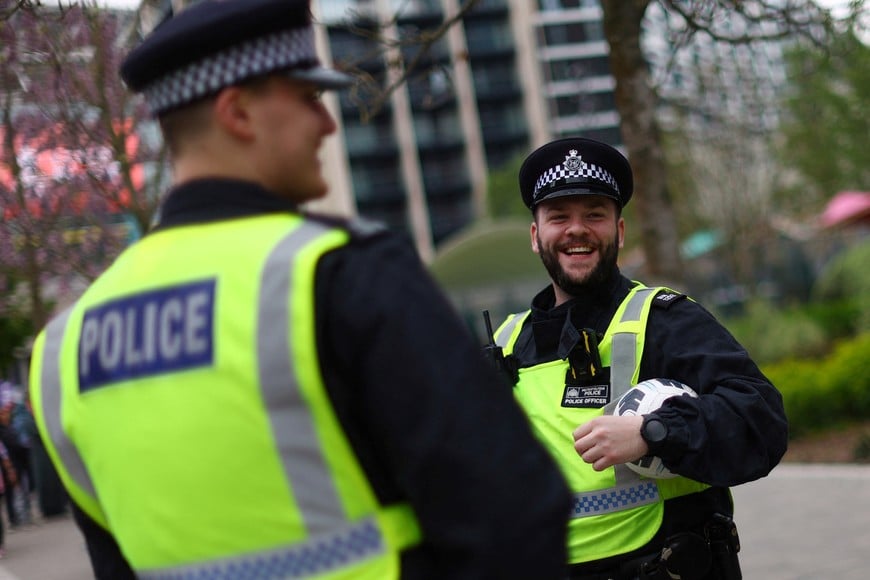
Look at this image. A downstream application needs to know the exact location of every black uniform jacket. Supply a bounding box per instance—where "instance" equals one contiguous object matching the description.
[70,179,572,579]
[511,274,788,572]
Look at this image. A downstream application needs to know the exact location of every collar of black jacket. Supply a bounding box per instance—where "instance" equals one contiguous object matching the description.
[154,178,300,232]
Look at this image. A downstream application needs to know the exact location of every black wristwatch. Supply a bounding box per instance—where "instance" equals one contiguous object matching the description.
[641,415,668,449]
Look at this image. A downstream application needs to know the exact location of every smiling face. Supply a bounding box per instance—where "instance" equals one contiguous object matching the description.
[246,77,338,202]
[165,75,340,202]
[531,195,624,306]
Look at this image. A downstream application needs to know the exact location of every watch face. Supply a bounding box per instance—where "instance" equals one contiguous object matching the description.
[643,418,668,443]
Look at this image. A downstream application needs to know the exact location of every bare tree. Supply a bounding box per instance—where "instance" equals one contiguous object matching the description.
[0,0,42,22]
[0,2,165,329]
[601,0,834,285]
[320,0,847,286]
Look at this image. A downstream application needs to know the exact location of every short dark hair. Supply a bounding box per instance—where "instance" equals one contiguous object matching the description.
[157,97,215,157]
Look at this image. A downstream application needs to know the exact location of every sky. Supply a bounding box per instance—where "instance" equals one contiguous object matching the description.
[94,0,866,42]
[100,0,141,7]
[97,0,858,10]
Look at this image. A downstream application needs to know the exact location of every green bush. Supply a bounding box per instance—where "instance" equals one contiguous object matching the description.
[824,333,870,420]
[813,240,870,333]
[725,300,829,365]
[0,313,33,373]
[764,333,870,438]
[800,299,863,340]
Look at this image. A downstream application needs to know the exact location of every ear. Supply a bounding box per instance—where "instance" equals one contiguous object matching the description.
[530,220,540,254]
[212,86,256,142]
[617,216,625,249]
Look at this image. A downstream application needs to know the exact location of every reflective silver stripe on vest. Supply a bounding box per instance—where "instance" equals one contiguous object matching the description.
[581,287,660,513]
[37,308,100,499]
[495,311,528,350]
[257,221,349,535]
[607,287,657,409]
[139,518,384,580]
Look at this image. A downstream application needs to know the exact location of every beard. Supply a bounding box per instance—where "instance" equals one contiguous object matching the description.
[537,231,620,296]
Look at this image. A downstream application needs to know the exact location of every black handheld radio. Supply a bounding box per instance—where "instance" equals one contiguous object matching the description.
[481,310,518,387]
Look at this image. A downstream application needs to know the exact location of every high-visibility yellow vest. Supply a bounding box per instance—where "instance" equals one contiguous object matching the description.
[495,285,709,564]
[30,214,420,579]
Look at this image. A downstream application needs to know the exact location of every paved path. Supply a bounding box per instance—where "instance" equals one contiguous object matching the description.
[731,463,870,579]
[0,463,867,579]
[0,511,92,580]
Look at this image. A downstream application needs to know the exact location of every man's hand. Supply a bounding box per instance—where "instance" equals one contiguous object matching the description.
[573,415,647,471]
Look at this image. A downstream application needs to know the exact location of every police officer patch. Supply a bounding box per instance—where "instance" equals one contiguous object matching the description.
[561,383,610,408]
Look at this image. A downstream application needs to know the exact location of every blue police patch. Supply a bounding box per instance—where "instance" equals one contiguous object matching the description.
[78,279,216,392]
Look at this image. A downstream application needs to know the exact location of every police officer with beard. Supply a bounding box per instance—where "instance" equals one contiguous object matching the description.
[28,2,570,578]
[490,137,788,580]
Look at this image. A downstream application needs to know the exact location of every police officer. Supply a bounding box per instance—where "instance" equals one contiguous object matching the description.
[27,1,571,578]
[491,137,788,579]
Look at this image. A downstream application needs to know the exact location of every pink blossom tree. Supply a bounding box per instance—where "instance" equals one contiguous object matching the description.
[1,1,165,330]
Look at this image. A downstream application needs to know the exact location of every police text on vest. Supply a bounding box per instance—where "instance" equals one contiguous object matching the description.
[78,280,216,391]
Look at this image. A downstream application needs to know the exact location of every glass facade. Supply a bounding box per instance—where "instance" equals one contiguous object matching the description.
[463,0,529,171]
[320,0,530,245]
[317,0,626,244]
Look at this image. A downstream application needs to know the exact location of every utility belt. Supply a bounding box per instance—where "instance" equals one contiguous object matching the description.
[569,513,742,580]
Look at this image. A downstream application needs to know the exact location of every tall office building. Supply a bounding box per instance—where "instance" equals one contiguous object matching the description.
[97,0,786,264]
[317,0,542,259]
[123,1,794,262]
[532,0,621,144]
[315,0,631,258]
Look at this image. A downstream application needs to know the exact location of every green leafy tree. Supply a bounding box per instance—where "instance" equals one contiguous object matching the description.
[600,0,837,285]
[778,25,870,211]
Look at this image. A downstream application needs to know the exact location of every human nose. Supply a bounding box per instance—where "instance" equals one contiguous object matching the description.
[563,214,590,236]
[319,101,337,136]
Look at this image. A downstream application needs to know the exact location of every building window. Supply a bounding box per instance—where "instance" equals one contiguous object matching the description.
[542,21,604,45]
[547,55,611,82]
[539,0,599,12]
[553,91,616,116]
[350,162,403,202]
[413,109,464,145]
[478,103,526,137]
[464,19,513,53]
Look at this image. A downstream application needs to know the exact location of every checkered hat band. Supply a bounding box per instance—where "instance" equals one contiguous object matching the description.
[143,27,317,114]
[533,160,619,201]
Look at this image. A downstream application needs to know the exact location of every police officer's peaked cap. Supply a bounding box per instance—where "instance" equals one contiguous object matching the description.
[519,137,634,211]
[121,0,353,116]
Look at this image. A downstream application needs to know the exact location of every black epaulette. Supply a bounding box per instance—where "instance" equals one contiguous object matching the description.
[652,289,687,310]
[303,211,389,242]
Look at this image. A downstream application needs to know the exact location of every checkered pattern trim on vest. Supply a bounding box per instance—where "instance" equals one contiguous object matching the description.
[571,481,659,518]
[142,27,316,114]
[139,519,383,580]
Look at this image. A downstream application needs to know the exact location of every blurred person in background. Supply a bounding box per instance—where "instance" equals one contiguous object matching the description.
[0,436,19,558]
[0,381,32,528]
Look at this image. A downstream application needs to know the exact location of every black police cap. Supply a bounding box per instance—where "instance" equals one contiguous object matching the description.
[518,137,634,211]
[121,0,353,116]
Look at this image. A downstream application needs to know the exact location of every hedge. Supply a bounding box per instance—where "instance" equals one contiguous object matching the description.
[763,333,870,438]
